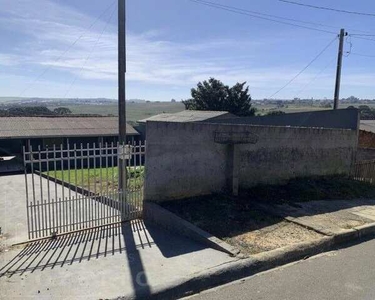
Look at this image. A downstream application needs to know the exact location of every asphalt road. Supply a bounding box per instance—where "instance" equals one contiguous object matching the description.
[187,238,375,300]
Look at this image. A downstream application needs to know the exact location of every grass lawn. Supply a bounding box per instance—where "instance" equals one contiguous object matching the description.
[44,166,144,194]
[161,176,375,255]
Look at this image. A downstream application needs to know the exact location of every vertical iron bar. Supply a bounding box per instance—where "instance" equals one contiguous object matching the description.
[46,147,52,235]
[53,145,58,233]
[93,143,97,227]
[74,144,80,229]
[106,143,110,225]
[23,146,31,240]
[99,142,103,226]
[87,143,91,228]
[38,145,45,237]
[37,200,41,238]
[67,143,71,199]
[111,142,116,225]
[81,143,85,228]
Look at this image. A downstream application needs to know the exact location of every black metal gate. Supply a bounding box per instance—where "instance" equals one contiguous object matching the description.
[23,142,145,240]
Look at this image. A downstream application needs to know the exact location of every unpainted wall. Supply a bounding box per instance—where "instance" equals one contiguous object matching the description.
[210,108,359,131]
[145,122,358,202]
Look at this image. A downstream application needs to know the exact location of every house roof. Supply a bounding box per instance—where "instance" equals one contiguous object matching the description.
[138,110,234,123]
[360,120,375,133]
[0,117,139,139]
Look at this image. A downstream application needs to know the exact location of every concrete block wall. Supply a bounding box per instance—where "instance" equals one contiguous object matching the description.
[144,121,358,202]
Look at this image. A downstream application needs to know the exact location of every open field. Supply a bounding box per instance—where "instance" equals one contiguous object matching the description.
[47,102,185,122]
[47,102,362,120]
[44,166,144,194]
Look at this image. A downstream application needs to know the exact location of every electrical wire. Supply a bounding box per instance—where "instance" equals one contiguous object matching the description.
[350,52,375,58]
[63,6,117,98]
[350,34,375,37]
[18,0,116,98]
[192,0,338,30]
[189,0,337,35]
[343,35,352,57]
[268,36,338,99]
[350,35,375,43]
[190,0,375,36]
[294,56,336,97]
[279,0,375,18]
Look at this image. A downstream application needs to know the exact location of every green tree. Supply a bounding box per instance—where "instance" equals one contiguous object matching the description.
[7,106,54,116]
[53,107,72,115]
[266,110,285,116]
[183,78,255,116]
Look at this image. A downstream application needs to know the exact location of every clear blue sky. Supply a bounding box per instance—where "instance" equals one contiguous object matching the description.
[0,0,374,101]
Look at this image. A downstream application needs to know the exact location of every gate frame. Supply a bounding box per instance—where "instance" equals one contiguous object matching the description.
[23,141,145,241]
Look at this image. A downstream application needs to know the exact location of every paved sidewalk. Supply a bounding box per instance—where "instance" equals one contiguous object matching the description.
[0,174,75,247]
[258,199,375,235]
[0,220,236,299]
[0,174,236,299]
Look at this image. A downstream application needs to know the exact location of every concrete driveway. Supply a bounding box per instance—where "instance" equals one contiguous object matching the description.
[0,174,236,299]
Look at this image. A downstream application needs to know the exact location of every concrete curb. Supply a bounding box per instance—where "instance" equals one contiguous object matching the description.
[114,220,375,300]
[143,201,239,256]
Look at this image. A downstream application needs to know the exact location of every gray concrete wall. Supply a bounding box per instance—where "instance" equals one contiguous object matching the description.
[210,108,359,131]
[144,122,358,202]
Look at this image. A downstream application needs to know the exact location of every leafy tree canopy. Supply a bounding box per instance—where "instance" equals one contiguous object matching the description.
[53,107,72,115]
[266,110,286,116]
[183,78,255,116]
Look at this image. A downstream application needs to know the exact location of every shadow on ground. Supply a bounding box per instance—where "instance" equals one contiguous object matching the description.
[0,219,206,282]
[0,220,151,278]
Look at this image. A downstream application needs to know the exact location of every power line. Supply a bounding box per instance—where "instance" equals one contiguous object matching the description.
[350,34,375,37]
[190,0,375,36]
[268,36,338,99]
[189,0,337,35]
[193,0,338,30]
[343,35,352,57]
[279,0,375,18]
[294,57,336,97]
[350,52,375,58]
[350,35,375,43]
[18,0,116,98]
[63,6,117,98]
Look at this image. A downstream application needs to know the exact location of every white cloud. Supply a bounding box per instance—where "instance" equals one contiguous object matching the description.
[0,0,374,100]
[0,53,20,66]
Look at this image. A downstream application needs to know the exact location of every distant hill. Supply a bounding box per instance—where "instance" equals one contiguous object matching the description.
[0,97,151,105]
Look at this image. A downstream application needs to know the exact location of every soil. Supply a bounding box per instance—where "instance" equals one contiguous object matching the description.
[225,221,323,255]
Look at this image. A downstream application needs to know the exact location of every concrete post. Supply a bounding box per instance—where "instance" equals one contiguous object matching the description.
[232,145,240,196]
[227,144,239,196]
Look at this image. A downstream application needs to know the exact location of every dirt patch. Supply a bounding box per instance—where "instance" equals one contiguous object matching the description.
[225,221,322,255]
[161,195,324,256]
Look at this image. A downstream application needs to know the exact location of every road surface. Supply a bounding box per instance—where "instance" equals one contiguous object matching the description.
[187,238,375,300]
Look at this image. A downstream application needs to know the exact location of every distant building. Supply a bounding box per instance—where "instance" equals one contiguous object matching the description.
[0,117,140,173]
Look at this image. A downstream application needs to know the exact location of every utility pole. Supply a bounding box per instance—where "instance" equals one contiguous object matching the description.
[333,28,346,110]
[118,0,127,200]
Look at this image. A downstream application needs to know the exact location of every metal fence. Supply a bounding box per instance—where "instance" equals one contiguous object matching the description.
[23,141,145,240]
[352,159,375,184]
